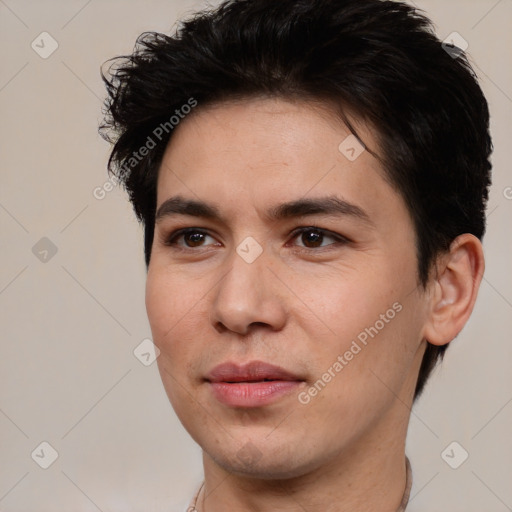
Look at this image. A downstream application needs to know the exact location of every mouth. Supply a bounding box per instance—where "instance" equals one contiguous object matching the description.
[205,360,304,383]
[205,360,305,407]
[222,377,288,383]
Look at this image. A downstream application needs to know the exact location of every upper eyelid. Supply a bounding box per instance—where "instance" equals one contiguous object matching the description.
[289,226,347,240]
[163,228,218,246]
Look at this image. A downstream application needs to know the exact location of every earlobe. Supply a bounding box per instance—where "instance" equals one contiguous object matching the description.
[422,234,485,347]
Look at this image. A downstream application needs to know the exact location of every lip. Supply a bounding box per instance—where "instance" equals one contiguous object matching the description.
[205,361,305,408]
[206,360,303,383]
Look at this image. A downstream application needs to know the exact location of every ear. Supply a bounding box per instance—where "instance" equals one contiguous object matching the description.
[422,234,485,347]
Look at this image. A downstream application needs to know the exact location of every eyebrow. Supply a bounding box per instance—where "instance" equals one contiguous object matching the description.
[155,195,374,227]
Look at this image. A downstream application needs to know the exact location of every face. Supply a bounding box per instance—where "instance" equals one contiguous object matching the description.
[146,97,430,479]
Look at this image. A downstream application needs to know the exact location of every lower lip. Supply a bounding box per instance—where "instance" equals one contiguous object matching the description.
[209,380,303,407]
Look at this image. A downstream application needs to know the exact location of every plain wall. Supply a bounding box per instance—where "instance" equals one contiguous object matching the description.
[1,0,511,510]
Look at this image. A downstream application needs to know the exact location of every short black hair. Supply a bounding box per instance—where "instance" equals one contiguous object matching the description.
[100,0,492,400]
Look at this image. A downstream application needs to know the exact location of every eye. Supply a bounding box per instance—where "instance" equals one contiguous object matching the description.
[289,226,349,250]
[163,228,218,249]
[162,226,349,252]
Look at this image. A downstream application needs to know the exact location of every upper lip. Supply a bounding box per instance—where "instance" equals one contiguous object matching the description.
[206,361,304,383]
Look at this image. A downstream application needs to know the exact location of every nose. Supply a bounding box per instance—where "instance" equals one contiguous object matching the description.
[210,248,287,336]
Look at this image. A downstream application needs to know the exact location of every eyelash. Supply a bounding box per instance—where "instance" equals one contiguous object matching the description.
[162,226,350,253]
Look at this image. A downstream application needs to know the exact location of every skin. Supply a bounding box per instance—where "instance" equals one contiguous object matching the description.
[145,97,484,511]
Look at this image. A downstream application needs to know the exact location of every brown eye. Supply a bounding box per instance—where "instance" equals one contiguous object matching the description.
[183,231,207,247]
[300,229,324,248]
[291,227,349,250]
[164,229,218,248]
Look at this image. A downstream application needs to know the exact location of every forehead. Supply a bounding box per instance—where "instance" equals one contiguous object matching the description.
[155,97,408,231]
[160,96,376,176]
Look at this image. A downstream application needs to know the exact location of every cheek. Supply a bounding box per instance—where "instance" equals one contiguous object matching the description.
[146,265,196,333]
[145,271,172,339]
[146,270,203,411]
[323,296,422,412]
[290,264,400,347]
[145,269,195,363]
[294,262,420,402]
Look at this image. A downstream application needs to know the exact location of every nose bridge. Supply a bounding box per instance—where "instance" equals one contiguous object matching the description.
[210,241,286,334]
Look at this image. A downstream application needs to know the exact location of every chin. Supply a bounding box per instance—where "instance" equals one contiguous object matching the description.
[206,439,326,481]
[217,456,311,480]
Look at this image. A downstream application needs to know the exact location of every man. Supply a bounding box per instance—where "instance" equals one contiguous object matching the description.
[100,0,492,510]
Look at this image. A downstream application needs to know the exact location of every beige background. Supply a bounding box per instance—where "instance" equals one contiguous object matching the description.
[0,0,511,511]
